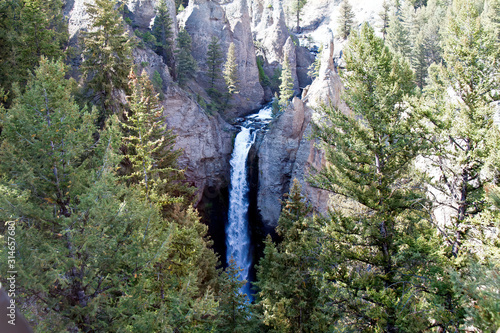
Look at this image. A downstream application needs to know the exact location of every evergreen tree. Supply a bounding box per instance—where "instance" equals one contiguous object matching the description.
[81,0,133,123]
[223,42,239,95]
[310,24,439,332]
[278,56,294,111]
[412,31,427,90]
[0,0,67,101]
[338,0,356,40]
[447,186,500,331]
[386,11,411,59]
[175,28,197,86]
[307,46,322,79]
[152,0,175,75]
[424,0,499,261]
[216,259,256,333]
[417,0,500,328]
[121,69,186,207]
[206,36,224,90]
[0,58,169,331]
[379,0,391,40]
[288,0,307,32]
[122,68,218,297]
[255,180,328,332]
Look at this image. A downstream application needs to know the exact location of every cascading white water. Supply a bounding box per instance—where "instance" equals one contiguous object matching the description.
[226,127,256,299]
[226,105,273,301]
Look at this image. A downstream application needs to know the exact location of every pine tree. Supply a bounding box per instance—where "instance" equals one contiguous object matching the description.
[424,0,499,261]
[255,180,328,332]
[0,0,67,101]
[175,28,197,86]
[121,69,186,206]
[338,0,356,40]
[379,0,391,40]
[310,24,440,332]
[216,259,256,333]
[386,11,411,59]
[307,46,322,80]
[0,58,170,331]
[288,0,307,32]
[412,31,427,90]
[81,0,133,124]
[152,0,175,74]
[417,1,500,329]
[0,58,220,332]
[223,42,239,95]
[206,36,224,90]
[278,56,294,110]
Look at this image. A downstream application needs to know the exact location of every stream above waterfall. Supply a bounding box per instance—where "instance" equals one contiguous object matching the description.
[226,104,274,301]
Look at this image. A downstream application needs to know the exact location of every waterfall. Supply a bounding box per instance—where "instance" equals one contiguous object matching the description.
[226,105,273,301]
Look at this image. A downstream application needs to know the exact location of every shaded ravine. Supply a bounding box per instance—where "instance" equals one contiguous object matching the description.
[226,105,273,301]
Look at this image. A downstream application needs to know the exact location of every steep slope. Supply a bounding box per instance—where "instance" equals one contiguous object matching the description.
[257,32,348,227]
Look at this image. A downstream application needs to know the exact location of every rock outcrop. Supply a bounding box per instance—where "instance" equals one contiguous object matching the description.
[257,97,308,226]
[163,85,235,202]
[248,0,313,93]
[64,0,235,205]
[178,0,264,117]
[65,0,178,38]
[257,32,347,227]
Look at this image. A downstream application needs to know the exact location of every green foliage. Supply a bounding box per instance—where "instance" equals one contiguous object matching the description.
[216,259,257,332]
[307,46,322,80]
[152,0,175,74]
[0,58,166,331]
[257,56,271,87]
[176,0,185,13]
[415,1,500,328]
[152,70,164,92]
[278,56,294,111]
[206,36,224,89]
[423,0,499,260]
[81,0,133,125]
[270,67,282,92]
[0,58,220,332]
[379,0,390,40]
[175,29,197,86]
[287,0,307,32]
[0,0,67,102]
[310,24,443,332]
[121,69,184,204]
[255,180,329,332]
[223,42,239,95]
[386,11,412,59]
[338,0,356,39]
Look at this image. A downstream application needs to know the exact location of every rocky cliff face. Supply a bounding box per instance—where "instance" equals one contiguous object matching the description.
[248,0,313,95]
[256,97,308,226]
[257,33,348,228]
[65,0,178,39]
[162,85,235,201]
[178,0,264,117]
[64,0,236,205]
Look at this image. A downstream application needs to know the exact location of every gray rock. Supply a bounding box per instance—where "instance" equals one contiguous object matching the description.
[179,0,264,117]
[257,97,308,227]
[163,85,235,203]
[249,0,313,93]
[126,0,179,40]
[133,47,173,85]
[257,33,348,228]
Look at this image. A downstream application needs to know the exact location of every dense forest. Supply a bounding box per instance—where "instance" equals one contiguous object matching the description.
[0,0,499,332]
